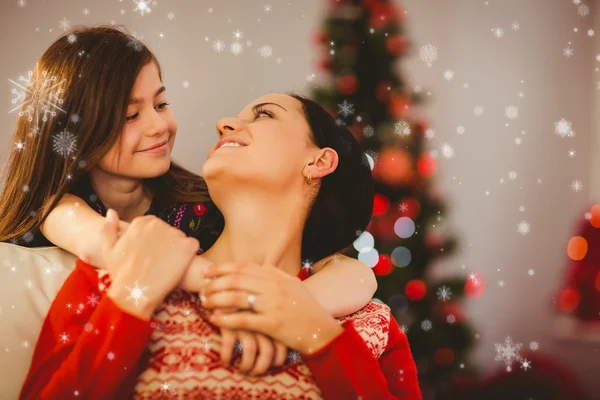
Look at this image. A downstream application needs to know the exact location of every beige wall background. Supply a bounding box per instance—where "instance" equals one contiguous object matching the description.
[1,0,598,396]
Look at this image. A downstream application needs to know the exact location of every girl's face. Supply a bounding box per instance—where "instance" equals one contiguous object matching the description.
[203,94,315,190]
[95,62,177,179]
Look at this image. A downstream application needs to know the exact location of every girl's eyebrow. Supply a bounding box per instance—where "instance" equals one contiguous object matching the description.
[252,102,287,112]
[129,86,166,105]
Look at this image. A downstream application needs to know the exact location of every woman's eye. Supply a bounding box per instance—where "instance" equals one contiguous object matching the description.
[156,102,170,110]
[253,109,273,119]
[126,113,139,121]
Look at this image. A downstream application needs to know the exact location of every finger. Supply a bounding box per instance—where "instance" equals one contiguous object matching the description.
[203,274,267,297]
[209,311,271,336]
[250,334,274,376]
[179,257,213,292]
[237,331,257,374]
[202,262,264,279]
[203,290,264,313]
[273,341,287,367]
[100,209,120,248]
[220,328,237,365]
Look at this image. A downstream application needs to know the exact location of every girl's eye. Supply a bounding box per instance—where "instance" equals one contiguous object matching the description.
[156,102,170,110]
[253,108,274,119]
[126,113,139,121]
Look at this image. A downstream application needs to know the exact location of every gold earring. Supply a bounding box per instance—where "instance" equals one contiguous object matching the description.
[307,171,312,185]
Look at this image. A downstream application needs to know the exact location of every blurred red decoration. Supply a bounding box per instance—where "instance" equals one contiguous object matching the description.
[464,273,486,299]
[317,57,333,72]
[596,271,600,292]
[398,197,421,219]
[405,279,426,301]
[417,153,437,178]
[373,254,394,276]
[567,236,588,261]
[558,287,581,313]
[434,348,455,367]
[373,194,390,217]
[373,147,413,186]
[370,3,402,29]
[312,30,328,45]
[590,204,600,228]
[337,74,358,95]
[441,302,465,323]
[386,35,408,55]
[375,82,392,103]
[388,93,411,118]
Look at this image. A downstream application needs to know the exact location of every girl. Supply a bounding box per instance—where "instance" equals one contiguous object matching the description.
[0,26,376,376]
[22,93,421,399]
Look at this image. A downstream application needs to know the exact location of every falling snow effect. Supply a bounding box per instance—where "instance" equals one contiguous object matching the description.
[9,69,66,124]
[230,42,243,55]
[213,40,225,52]
[517,221,530,235]
[125,280,149,307]
[133,0,152,16]
[441,143,455,159]
[52,129,78,158]
[419,43,438,67]
[338,100,355,117]
[492,28,504,38]
[258,45,273,58]
[394,120,411,136]
[571,180,583,192]
[421,319,432,331]
[59,17,71,31]
[564,46,574,58]
[505,105,519,119]
[436,286,452,301]
[444,70,454,81]
[555,118,574,137]
[494,336,524,372]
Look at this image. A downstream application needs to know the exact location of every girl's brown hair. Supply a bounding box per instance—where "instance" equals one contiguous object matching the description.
[0,26,210,243]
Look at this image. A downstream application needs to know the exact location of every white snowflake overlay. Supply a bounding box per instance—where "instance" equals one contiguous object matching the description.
[494,336,530,372]
[9,69,66,124]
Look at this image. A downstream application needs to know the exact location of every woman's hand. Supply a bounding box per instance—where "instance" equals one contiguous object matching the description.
[102,210,200,320]
[200,263,344,355]
[220,327,287,376]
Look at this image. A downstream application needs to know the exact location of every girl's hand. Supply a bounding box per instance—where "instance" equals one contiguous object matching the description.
[220,327,287,376]
[201,263,344,355]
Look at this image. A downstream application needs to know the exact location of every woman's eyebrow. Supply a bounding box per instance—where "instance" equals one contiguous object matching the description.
[252,102,287,112]
[129,86,166,105]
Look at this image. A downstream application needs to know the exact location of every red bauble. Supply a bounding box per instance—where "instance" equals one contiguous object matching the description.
[591,204,600,228]
[373,194,390,217]
[567,236,588,261]
[434,348,455,367]
[317,57,334,72]
[373,147,413,186]
[464,273,486,299]
[370,3,402,29]
[376,82,392,103]
[337,74,358,95]
[417,153,437,178]
[558,287,581,313]
[441,302,465,323]
[386,35,408,55]
[405,279,426,301]
[373,255,394,276]
[312,31,328,46]
[388,93,411,118]
[398,197,421,219]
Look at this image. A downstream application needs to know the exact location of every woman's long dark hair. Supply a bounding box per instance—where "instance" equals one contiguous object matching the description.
[290,94,374,263]
[0,26,210,244]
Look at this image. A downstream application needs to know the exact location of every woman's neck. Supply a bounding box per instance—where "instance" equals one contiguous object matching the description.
[88,167,152,222]
[202,188,306,277]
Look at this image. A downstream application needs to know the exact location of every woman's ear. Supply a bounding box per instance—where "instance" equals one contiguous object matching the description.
[308,148,338,180]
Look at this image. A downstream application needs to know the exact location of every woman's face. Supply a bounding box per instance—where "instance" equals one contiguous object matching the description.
[96,62,177,179]
[203,94,315,190]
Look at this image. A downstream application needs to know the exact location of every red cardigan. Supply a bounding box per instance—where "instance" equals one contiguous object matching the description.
[20,260,422,399]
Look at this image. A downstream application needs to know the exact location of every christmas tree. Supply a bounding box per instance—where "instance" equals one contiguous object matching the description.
[311,0,477,397]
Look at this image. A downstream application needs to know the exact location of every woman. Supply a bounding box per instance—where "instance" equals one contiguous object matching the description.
[1,26,377,377]
[21,93,422,399]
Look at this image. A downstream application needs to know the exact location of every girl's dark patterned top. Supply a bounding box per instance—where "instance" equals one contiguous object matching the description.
[10,178,222,253]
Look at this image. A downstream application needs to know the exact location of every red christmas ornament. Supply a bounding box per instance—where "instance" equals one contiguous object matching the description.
[398,198,421,219]
[405,279,426,301]
[376,82,392,103]
[337,74,358,95]
[434,348,455,367]
[591,204,600,228]
[312,31,328,46]
[386,35,408,55]
[373,255,394,276]
[558,287,581,313]
[417,153,437,178]
[370,3,400,29]
[373,194,390,217]
[317,57,333,72]
[567,236,588,261]
[388,93,411,118]
[441,302,465,323]
[373,147,413,186]
[464,273,486,299]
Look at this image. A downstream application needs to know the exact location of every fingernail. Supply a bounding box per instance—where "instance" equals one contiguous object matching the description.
[200,295,206,303]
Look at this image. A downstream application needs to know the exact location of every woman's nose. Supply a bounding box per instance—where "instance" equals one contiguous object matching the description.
[216,117,244,138]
